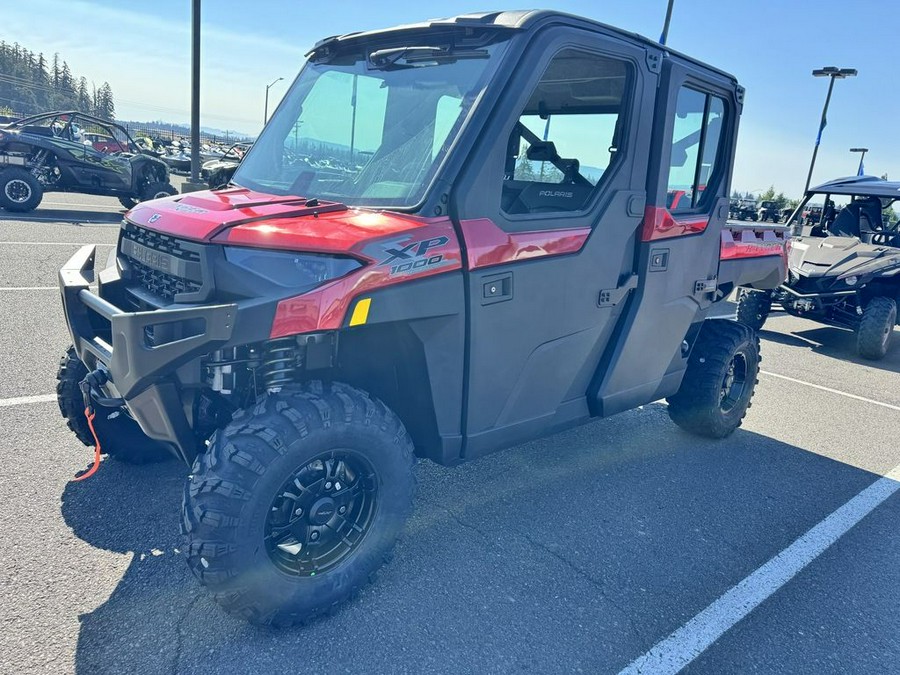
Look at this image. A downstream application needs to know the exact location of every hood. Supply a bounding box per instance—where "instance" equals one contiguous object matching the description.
[788,235,900,281]
[126,187,434,256]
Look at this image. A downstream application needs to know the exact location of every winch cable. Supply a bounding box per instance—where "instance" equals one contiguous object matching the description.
[73,371,106,481]
[74,405,102,481]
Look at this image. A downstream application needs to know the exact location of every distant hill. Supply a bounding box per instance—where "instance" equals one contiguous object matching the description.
[118,119,255,144]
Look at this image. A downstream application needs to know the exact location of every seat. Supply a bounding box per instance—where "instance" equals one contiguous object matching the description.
[828,203,861,238]
[858,197,884,234]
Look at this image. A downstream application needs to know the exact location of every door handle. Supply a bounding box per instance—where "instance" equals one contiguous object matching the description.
[481,272,513,305]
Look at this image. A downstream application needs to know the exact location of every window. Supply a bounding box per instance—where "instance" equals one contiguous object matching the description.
[501,49,630,215]
[234,40,507,207]
[666,87,726,213]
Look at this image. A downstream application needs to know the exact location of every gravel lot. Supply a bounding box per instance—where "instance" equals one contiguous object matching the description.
[1,194,898,674]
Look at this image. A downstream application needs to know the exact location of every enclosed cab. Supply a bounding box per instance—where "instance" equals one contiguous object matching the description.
[57,10,786,625]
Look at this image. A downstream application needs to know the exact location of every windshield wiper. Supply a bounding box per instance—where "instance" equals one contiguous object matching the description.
[368,45,488,70]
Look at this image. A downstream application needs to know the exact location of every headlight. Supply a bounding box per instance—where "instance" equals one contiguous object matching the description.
[843,275,859,286]
[224,247,363,289]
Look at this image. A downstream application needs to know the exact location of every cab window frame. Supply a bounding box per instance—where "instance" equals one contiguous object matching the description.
[665,84,730,216]
[499,45,636,221]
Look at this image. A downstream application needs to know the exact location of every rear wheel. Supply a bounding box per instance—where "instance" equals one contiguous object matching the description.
[182,382,415,627]
[56,346,173,464]
[119,181,177,209]
[141,180,177,201]
[0,167,43,212]
[735,289,772,332]
[667,320,760,439]
[856,297,896,360]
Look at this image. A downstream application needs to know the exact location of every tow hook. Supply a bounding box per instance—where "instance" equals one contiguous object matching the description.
[73,366,124,482]
[79,365,125,411]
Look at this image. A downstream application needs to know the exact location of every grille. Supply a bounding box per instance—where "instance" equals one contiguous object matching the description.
[128,258,202,301]
[122,224,201,263]
[121,223,204,302]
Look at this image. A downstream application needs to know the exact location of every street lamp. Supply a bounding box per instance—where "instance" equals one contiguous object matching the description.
[802,66,857,195]
[264,77,284,125]
[850,147,868,176]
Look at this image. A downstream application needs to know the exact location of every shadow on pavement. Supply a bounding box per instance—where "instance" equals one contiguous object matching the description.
[63,404,888,674]
[0,208,123,224]
[761,324,900,374]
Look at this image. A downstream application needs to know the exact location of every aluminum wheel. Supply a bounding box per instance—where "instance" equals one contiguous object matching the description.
[265,450,378,577]
[719,353,748,414]
[4,178,32,204]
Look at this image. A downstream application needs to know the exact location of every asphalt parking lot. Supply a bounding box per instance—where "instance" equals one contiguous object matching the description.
[1,194,899,675]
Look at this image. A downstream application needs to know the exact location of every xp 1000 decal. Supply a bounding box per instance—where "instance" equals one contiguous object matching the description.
[377,234,456,277]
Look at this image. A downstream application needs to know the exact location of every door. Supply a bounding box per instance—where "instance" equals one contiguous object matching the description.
[73,116,133,190]
[590,57,741,416]
[450,27,658,457]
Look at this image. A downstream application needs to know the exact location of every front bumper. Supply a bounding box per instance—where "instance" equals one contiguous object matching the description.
[60,245,237,462]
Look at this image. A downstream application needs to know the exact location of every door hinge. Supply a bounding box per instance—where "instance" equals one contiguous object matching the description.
[599,274,638,308]
[694,277,717,298]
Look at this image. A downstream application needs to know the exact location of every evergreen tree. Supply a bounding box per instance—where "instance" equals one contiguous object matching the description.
[0,44,117,116]
[95,82,115,120]
[77,77,91,113]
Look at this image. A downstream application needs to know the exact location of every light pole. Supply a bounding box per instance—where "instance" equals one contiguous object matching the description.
[187,0,202,188]
[264,77,283,125]
[850,147,868,176]
[802,66,857,195]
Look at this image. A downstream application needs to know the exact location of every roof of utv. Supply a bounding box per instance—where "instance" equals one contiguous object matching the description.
[810,176,900,199]
[310,9,738,83]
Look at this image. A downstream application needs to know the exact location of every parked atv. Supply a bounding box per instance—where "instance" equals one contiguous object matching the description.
[757,200,780,223]
[0,111,176,212]
[729,198,758,221]
[737,176,900,359]
[57,10,787,627]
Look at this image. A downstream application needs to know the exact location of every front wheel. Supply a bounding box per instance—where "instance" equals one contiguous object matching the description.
[667,320,760,438]
[735,289,772,332]
[182,382,415,627]
[0,167,43,212]
[856,297,897,360]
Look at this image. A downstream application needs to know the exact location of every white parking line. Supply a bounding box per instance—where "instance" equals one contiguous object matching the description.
[619,463,900,675]
[0,286,58,291]
[0,241,115,247]
[0,394,57,407]
[761,370,900,413]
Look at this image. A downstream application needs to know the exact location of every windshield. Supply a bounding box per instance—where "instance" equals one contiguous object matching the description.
[234,39,507,207]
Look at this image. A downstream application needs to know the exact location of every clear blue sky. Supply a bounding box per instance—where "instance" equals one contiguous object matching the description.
[6,0,898,196]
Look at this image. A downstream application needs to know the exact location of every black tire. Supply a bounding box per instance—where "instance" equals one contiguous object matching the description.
[182,382,415,627]
[856,297,897,360]
[56,346,174,464]
[141,180,177,202]
[0,167,43,212]
[207,170,227,189]
[667,320,760,439]
[735,289,772,332]
[119,181,176,209]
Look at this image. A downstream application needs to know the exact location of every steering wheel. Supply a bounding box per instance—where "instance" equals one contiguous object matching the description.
[870,232,893,245]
